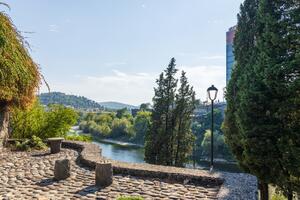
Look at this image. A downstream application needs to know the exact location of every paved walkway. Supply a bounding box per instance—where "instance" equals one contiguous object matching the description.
[0,148,220,200]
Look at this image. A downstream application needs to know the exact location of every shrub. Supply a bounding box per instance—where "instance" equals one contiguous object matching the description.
[15,139,31,151]
[65,134,92,142]
[12,135,47,151]
[11,101,78,139]
[31,135,47,150]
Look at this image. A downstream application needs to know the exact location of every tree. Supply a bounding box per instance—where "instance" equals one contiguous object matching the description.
[133,111,151,144]
[174,71,196,167]
[145,59,196,167]
[223,0,300,199]
[145,58,178,165]
[116,108,130,119]
[0,12,41,146]
[139,103,151,111]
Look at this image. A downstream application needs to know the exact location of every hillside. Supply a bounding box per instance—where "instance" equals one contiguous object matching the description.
[99,101,138,110]
[39,92,103,110]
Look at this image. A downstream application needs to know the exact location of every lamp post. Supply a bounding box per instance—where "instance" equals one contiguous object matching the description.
[207,85,218,171]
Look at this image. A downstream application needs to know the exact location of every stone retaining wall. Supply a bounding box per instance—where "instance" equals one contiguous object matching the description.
[62,140,224,186]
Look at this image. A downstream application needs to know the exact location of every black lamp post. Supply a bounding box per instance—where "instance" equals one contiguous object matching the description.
[207,85,218,171]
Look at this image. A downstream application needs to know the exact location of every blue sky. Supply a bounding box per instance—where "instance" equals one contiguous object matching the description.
[4,0,243,105]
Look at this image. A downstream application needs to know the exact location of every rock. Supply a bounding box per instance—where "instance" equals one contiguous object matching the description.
[95,162,113,187]
[54,159,70,181]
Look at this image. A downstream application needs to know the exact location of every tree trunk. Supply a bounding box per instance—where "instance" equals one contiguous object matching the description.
[287,184,293,200]
[259,181,269,200]
[0,102,10,148]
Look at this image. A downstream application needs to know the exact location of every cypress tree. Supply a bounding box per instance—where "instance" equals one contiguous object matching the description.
[145,58,196,167]
[224,0,300,199]
[174,71,196,167]
[145,58,178,165]
[255,0,300,198]
[144,73,165,164]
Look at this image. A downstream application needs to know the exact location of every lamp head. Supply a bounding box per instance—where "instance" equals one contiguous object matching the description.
[207,85,218,101]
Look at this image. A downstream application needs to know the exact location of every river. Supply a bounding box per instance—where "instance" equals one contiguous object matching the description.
[93,140,145,163]
[72,127,240,172]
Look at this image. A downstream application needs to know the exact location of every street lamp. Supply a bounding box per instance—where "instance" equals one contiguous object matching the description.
[207,85,218,171]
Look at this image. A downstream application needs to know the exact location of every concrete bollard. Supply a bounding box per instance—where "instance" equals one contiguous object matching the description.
[54,159,70,181]
[48,138,64,154]
[95,162,113,187]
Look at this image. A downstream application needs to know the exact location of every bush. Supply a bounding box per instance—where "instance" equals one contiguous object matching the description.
[11,101,79,139]
[13,135,47,151]
[65,134,92,142]
[15,139,31,151]
[31,135,47,150]
[116,196,144,200]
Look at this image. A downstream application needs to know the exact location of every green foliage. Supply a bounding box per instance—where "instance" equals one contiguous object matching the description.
[200,130,231,159]
[79,109,143,144]
[223,0,300,198]
[116,108,130,119]
[0,13,41,108]
[117,196,144,200]
[11,101,79,139]
[111,118,134,138]
[13,135,47,151]
[31,135,47,150]
[132,111,151,144]
[271,193,287,200]
[65,134,92,142]
[39,92,104,110]
[145,58,196,166]
[15,139,31,151]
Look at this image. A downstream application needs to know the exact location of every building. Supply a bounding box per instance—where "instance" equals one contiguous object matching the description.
[226,26,236,84]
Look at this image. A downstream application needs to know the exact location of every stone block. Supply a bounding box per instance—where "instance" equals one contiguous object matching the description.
[48,138,64,154]
[54,159,70,181]
[95,162,113,187]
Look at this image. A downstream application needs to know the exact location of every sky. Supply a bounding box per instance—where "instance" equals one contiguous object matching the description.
[4,0,243,105]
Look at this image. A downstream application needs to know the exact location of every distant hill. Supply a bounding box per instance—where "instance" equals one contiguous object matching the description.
[39,92,103,110]
[99,101,138,110]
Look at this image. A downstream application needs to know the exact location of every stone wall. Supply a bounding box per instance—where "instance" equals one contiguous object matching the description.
[62,140,224,186]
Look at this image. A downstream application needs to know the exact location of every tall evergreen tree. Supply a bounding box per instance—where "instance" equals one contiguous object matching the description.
[224,0,300,199]
[145,58,178,165]
[174,71,196,167]
[144,73,166,163]
[255,1,300,198]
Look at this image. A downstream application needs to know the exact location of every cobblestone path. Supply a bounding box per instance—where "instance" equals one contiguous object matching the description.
[0,149,220,200]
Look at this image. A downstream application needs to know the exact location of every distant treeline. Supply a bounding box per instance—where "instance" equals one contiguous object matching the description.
[39,92,104,110]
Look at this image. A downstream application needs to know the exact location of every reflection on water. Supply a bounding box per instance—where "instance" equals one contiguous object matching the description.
[93,141,145,163]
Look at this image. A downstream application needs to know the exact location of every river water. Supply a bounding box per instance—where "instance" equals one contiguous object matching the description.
[72,126,240,172]
[93,140,145,163]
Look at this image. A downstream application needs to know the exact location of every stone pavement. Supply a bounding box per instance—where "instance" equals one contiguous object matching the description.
[0,148,220,200]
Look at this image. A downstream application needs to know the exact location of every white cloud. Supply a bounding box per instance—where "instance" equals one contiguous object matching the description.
[179,65,226,102]
[40,66,226,105]
[49,24,59,33]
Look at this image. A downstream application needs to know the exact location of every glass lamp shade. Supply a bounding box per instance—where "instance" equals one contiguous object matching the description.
[207,85,218,101]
